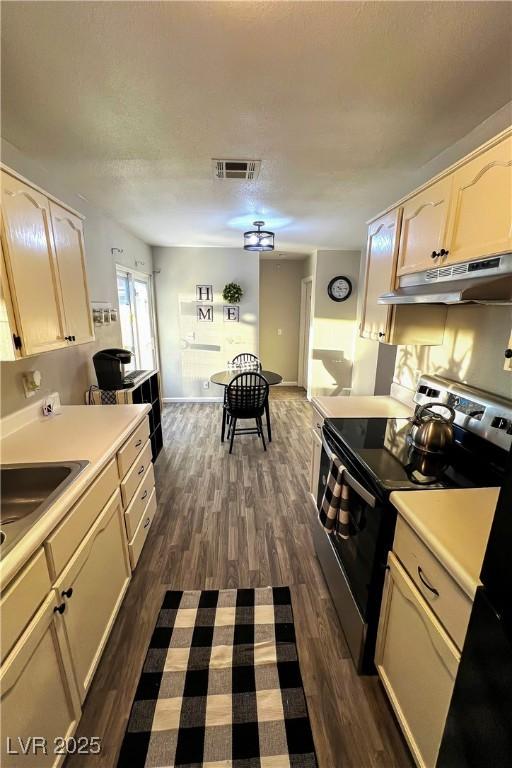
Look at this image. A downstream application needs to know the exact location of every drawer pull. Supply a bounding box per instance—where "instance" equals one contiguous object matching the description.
[144,518,150,529]
[135,439,143,448]
[54,603,66,614]
[417,566,439,597]
[138,465,145,476]
[141,490,148,501]
[61,588,73,599]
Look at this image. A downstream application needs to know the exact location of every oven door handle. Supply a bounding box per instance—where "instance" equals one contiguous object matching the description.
[321,430,376,508]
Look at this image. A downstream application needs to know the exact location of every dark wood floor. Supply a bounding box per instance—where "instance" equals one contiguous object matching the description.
[69,390,412,768]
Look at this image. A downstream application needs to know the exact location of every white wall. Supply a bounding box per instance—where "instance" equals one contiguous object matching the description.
[153,247,259,400]
[310,250,361,397]
[0,139,152,416]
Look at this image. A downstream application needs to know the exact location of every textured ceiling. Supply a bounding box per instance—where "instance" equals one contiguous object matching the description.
[2,1,511,252]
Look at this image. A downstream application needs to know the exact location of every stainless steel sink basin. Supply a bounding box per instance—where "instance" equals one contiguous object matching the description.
[0,461,89,556]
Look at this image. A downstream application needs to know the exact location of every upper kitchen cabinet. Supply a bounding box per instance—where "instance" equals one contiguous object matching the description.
[0,168,94,359]
[444,133,512,266]
[361,209,401,342]
[396,176,453,277]
[49,202,94,345]
[360,209,446,346]
[0,171,66,356]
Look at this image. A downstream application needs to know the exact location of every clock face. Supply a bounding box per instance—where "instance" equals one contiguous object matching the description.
[328,276,352,302]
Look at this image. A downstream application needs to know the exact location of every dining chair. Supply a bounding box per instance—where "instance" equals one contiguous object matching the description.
[231,353,260,368]
[223,372,269,454]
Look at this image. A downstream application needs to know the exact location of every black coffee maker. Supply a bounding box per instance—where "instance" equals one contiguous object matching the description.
[93,348,133,390]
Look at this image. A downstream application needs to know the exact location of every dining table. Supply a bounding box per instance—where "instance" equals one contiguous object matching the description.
[210,368,283,442]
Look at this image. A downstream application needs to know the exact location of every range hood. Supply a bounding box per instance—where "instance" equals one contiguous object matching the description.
[379,253,512,305]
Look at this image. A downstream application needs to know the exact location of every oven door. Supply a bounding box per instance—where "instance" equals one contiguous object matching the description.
[317,427,384,621]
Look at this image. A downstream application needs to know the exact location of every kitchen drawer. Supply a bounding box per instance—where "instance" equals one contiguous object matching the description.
[117,417,150,478]
[1,548,51,662]
[394,516,472,650]
[45,458,118,580]
[120,440,152,508]
[128,487,157,570]
[124,463,155,540]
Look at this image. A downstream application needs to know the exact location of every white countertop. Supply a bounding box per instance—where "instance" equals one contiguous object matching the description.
[391,487,500,599]
[0,403,151,585]
[312,395,413,420]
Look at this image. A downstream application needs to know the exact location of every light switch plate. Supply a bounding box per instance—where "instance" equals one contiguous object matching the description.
[42,394,61,417]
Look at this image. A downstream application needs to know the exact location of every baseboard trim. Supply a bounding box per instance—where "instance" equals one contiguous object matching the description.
[277,381,299,387]
[163,397,223,403]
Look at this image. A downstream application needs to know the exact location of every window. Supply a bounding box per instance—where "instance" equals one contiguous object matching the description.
[116,267,157,372]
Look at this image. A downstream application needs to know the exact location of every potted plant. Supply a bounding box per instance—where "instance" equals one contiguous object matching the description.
[222,282,243,303]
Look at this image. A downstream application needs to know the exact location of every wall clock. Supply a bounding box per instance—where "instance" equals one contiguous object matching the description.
[327,276,352,302]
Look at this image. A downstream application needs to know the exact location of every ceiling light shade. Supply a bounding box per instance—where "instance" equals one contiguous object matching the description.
[243,220,275,251]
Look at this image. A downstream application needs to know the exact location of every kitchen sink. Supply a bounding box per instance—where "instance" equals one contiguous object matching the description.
[0,461,89,557]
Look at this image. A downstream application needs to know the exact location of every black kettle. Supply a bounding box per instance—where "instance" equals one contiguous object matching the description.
[409,402,456,454]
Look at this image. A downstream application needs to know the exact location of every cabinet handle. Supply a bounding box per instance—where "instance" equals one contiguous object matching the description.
[135,439,143,448]
[138,465,145,476]
[378,332,386,338]
[505,349,512,359]
[417,566,439,597]
[431,250,440,259]
[64,336,71,341]
[439,249,449,257]
[141,490,148,501]
[54,603,66,614]
[62,587,73,599]
[144,518,150,529]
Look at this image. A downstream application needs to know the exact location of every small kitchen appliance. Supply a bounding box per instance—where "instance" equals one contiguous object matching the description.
[93,348,133,390]
[314,375,512,673]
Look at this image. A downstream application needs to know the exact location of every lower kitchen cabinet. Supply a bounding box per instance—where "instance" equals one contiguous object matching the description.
[375,553,460,768]
[54,489,130,701]
[0,593,81,768]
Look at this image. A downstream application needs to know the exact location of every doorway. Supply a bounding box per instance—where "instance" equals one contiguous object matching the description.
[298,276,313,394]
[116,266,157,372]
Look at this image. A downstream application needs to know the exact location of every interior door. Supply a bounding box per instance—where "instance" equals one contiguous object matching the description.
[49,202,94,345]
[1,172,66,355]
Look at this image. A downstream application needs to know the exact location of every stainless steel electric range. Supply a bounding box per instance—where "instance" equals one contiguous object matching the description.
[313,375,512,674]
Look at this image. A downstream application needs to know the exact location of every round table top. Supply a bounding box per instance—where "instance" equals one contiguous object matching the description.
[210,369,283,386]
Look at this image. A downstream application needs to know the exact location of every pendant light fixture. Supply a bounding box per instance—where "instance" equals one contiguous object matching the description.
[243,221,275,252]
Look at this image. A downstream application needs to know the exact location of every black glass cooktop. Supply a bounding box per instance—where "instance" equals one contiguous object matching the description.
[324,417,507,493]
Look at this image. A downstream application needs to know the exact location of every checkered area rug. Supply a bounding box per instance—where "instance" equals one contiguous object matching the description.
[117,587,317,767]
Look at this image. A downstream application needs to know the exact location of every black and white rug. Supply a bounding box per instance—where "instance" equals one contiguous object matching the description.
[118,587,317,767]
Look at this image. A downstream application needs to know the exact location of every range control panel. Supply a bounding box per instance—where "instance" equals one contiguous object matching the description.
[414,375,512,451]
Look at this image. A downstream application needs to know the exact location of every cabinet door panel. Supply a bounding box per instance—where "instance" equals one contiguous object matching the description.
[1,172,65,355]
[56,490,130,701]
[376,553,459,768]
[0,594,81,768]
[397,176,452,276]
[360,209,401,343]
[49,202,94,344]
[445,134,512,265]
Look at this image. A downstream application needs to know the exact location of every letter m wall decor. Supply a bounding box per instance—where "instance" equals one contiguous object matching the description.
[197,305,213,322]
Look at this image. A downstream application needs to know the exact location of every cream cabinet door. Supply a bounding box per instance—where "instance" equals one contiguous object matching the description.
[0,172,66,355]
[375,553,460,768]
[396,176,452,276]
[310,427,322,499]
[444,133,512,265]
[505,331,512,373]
[49,202,94,345]
[0,593,81,768]
[55,490,130,701]
[360,209,401,343]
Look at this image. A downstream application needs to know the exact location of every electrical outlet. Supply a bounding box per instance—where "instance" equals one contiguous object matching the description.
[203,381,210,390]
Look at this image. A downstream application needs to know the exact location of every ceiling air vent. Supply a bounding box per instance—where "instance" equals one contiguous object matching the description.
[212,159,261,180]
